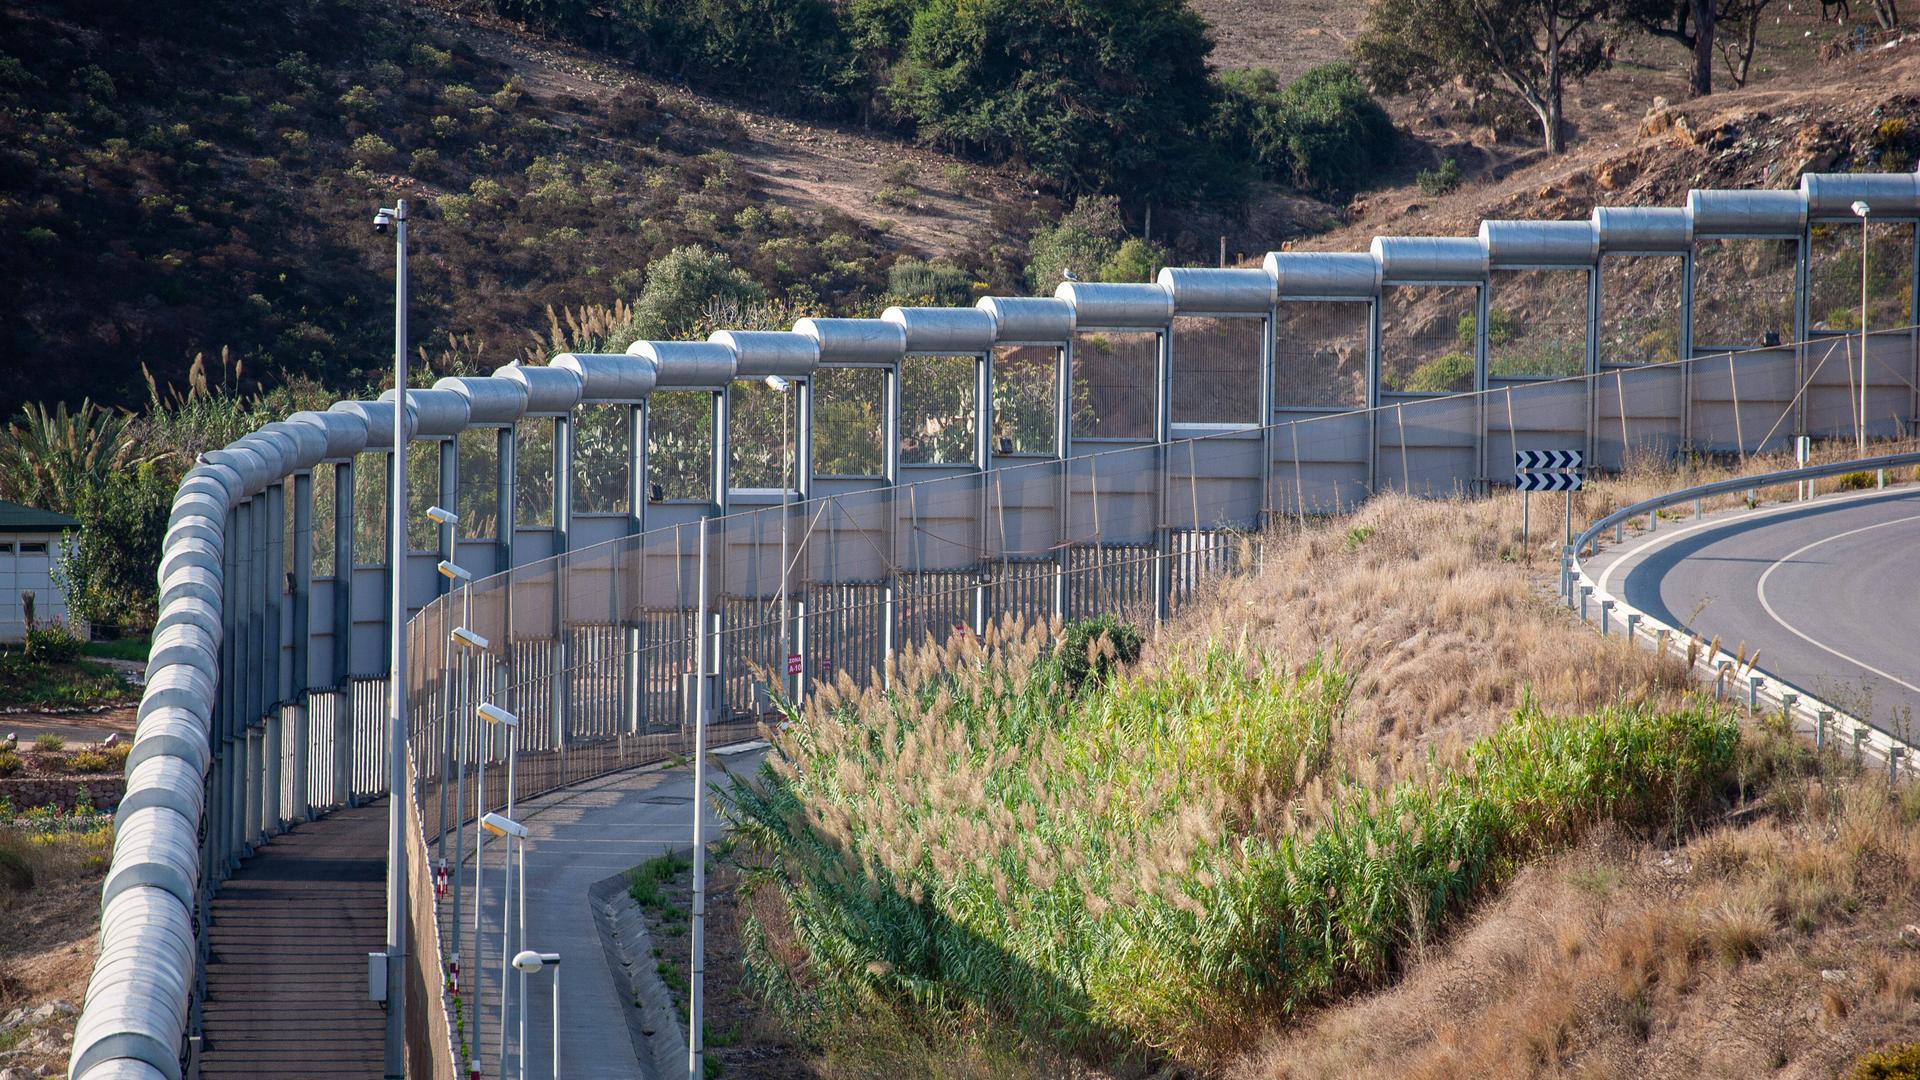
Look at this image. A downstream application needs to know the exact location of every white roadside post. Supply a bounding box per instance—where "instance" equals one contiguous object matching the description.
[511,950,562,1080]
[482,810,529,1077]
[374,197,409,1080]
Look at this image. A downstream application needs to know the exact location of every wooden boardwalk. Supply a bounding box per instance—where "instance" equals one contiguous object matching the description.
[201,800,389,1078]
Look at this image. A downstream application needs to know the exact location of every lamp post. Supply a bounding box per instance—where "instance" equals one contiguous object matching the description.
[1852,199,1872,456]
[374,197,409,1080]
[765,374,794,702]
[510,951,562,1080]
[482,809,528,1079]
[473,703,516,1075]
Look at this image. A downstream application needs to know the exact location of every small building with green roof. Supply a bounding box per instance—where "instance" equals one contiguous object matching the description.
[0,499,79,642]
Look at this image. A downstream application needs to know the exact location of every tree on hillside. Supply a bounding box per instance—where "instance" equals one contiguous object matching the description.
[1357,0,1617,154]
[1614,0,1777,96]
[877,0,1223,198]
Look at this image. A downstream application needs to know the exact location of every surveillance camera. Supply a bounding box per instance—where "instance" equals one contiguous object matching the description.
[373,208,394,234]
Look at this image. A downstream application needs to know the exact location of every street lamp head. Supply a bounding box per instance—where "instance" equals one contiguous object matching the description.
[764,374,791,392]
[450,626,489,651]
[1852,200,1873,218]
[480,812,527,840]
[478,702,519,728]
[512,950,561,973]
[425,505,458,526]
[437,559,472,583]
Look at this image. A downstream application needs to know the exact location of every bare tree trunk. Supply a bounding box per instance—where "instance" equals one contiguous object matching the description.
[1690,0,1716,96]
[1871,0,1900,29]
[1544,5,1566,153]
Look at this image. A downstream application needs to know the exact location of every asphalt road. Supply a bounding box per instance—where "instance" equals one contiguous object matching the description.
[1588,486,1920,737]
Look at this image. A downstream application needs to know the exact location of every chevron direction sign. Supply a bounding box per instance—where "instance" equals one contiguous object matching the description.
[1515,449,1583,491]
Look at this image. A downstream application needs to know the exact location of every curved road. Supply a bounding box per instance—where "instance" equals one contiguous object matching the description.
[1588,486,1920,739]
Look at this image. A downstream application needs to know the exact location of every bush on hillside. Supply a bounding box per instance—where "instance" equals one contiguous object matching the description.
[630,245,766,341]
[886,257,973,307]
[1023,196,1169,293]
[1399,351,1475,393]
[1213,64,1395,198]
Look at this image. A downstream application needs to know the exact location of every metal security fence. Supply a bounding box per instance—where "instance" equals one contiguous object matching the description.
[71,171,1920,1080]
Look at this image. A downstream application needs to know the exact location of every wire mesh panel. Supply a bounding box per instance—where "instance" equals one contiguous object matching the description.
[1072,330,1157,440]
[1489,269,1589,379]
[1381,285,1477,394]
[1598,254,1685,368]
[1808,220,1916,334]
[729,380,796,490]
[901,354,979,465]
[1171,316,1264,425]
[992,345,1061,456]
[1693,238,1797,351]
[812,367,888,478]
[1274,301,1368,409]
[649,391,714,500]
[573,405,630,514]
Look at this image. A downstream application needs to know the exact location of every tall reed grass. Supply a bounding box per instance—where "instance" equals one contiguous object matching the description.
[728,619,1737,1066]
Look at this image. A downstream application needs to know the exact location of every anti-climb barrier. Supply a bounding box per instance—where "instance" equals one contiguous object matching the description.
[70,171,1920,1079]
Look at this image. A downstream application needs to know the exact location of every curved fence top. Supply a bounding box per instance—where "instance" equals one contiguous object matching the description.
[70,169,1920,1080]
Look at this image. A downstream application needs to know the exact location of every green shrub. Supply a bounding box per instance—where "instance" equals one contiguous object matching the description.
[1400,351,1476,393]
[32,734,63,752]
[411,43,454,72]
[1850,1043,1920,1080]
[338,84,378,116]
[628,850,691,909]
[1416,157,1463,195]
[55,463,174,633]
[732,627,1736,1060]
[350,133,397,169]
[1052,614,1143,690]
[886,257,973,307]
[1213,64,1396,198]
[631,246,765,340]
[69,749,113,774]
[1024,196,1164,292]
[1456,308,1514,349]
[1837,471,1876,491]
[0,751,20,777]
[24,623,82,663]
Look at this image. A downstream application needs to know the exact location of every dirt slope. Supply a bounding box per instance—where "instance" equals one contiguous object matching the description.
[417,1,1032,260]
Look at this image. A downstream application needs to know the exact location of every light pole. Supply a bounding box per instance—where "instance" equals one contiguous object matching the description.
[1852,199,1872,456]
[475,703,517,1076]
[689,516,711,1080]
[482,810,528,1079]
[511,950,562,1080]
[765,374,794,702]
[445,606,483,1078]
[375,197,409,1080]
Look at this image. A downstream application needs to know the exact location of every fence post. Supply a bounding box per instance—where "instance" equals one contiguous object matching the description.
[292,469,314,820]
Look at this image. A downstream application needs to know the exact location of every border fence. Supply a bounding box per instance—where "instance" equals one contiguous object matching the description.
[70,172,1920,1080]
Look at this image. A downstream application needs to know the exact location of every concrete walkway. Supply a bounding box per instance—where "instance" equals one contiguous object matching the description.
[449,744,766,1080]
